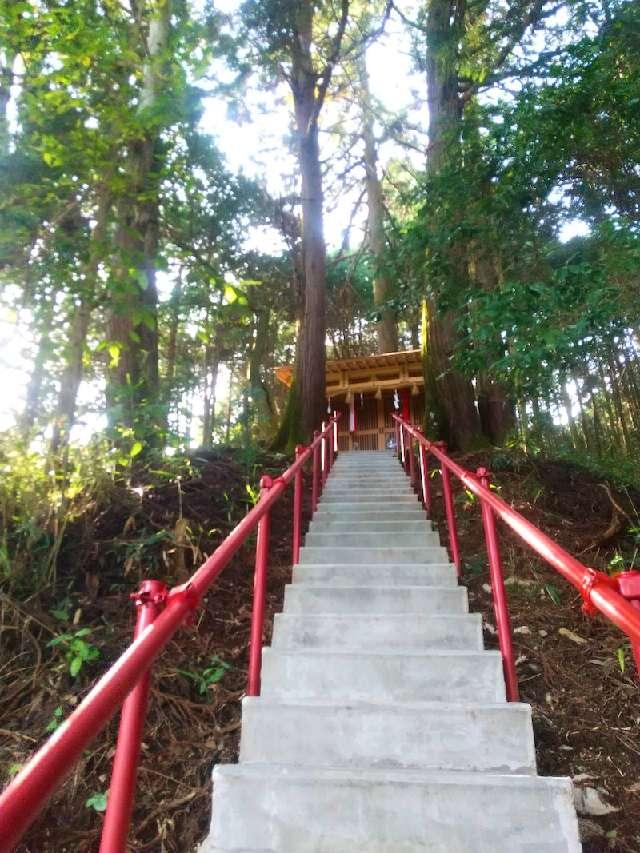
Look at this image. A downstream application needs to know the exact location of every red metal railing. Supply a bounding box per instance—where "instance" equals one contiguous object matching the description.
[393,414,640,700]
[0,415,340,852]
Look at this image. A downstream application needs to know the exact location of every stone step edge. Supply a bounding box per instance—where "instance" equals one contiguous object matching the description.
[213,763,573,791]
[274,612,479,621]
[262,647,501,661]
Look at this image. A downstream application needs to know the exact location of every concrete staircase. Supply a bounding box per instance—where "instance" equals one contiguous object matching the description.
[206,451,581,852]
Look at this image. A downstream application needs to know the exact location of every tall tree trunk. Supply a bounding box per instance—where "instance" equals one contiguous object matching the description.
[51,189,110,455]
[21,296,55,435]
[470,244,514,445]
[225,364,234,444]
[476,373,515,446]
[559,372,580,449]
[607,354,630,453]
[164,269,183,391]
[0,49,15,155]
[294,90,326,438]
[248,307,274,426]
[358,55,397,354]
[202,358,219,449]
[289,0,348,440]
[106,1,170,449]
[201,310,219,449]
[423,0,481,449]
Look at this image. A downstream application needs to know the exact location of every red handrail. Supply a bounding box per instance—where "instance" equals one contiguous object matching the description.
[393,414,640,693]
[0,415,340,852]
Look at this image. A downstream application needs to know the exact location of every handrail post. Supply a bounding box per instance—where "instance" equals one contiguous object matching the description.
[328,420,334,472]
[415,427,431,514]
[321,421,328,488]
[292,445,304,565]
[312,430,320,512]
[404,426,411,475]
[99,579,167,853]
[408,429,417,490]
[332,410,338,456]
[477,467,519,702]
[247,476,273,696]
[434,441,461,576]
[616,571,640,677]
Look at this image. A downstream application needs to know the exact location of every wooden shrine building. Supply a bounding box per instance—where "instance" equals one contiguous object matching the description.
[276,349,425,451]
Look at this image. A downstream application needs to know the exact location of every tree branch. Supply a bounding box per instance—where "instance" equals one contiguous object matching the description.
[313,0,350,122]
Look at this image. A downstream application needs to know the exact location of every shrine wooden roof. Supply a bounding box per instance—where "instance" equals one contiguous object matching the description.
[275,349,424,394]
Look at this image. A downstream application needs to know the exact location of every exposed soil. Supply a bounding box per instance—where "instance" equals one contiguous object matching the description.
[2,447,640,851]
[427,449,640,853]
[2,449,310,852]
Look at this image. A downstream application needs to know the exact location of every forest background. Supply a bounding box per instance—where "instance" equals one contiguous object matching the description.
[1,1,640,849]
[1,0,638,480]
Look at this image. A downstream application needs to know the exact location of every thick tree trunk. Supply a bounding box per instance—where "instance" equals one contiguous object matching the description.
[477,373,515,446]
[106,1,169,449]
[427,307,480,448]
[359,55,397,354]
[423,0,481,449]
[471,245,515,445]
[296,112,326,438]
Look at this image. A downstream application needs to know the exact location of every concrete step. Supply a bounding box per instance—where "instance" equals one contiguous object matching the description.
[240,698,537,774]
[299,546,448,564]
[260,648,504,702]
[328,466,407,472]
[321,487,415,497]
[330,469,406,476]
[313,508,427,521]
[326,476,409,482]
[332,459,400,466]
[209,765,580,852]
[271,612,483,651]
[308,519,434,532]
[332,456,397,463]
[304,531,440,548]
[292,563,456,587]
[319,493,419,504]
[206,450,581,852]
[324,474,411,483]
[283,583,467,614]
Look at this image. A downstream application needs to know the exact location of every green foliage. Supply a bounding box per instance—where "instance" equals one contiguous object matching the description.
[45,706,64,734]
[544,583,562,606]
[85,792,108,813]
[47,628,100,677]
[245,482,260,506]
[177,656,231,697]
